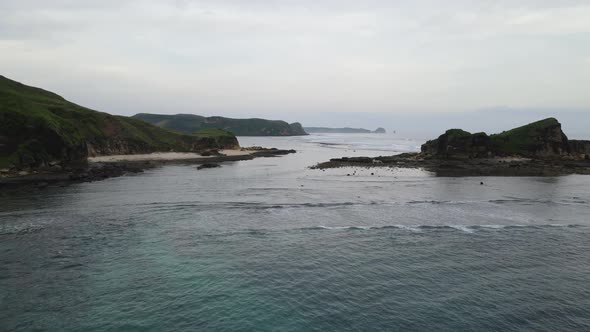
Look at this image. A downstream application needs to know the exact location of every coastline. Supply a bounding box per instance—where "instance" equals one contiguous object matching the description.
[0,148,296,189]
[87,150,252,163]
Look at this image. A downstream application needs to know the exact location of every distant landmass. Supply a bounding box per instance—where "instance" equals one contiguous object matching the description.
[0,75,238,170]
[133,113,307,136]
[304,127,387,134]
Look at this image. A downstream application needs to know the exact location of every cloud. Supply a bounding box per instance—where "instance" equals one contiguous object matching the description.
[1,0,589,115]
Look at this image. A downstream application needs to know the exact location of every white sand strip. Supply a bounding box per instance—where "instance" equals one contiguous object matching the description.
[88,150,251,163]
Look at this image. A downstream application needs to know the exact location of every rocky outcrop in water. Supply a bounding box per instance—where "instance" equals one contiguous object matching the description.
[421,118,584,159]
[569,140,590,159]
[314,118,590,176]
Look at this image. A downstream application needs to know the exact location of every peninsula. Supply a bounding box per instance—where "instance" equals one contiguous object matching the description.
[313,118,590,176]
[0,75,295,187]
[133,113,307,136]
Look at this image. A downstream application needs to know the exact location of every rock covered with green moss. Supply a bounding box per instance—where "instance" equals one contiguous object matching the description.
[421,129,491,158]
[133,113,308,136]
[0,75,239,170]
[421,118,589,159]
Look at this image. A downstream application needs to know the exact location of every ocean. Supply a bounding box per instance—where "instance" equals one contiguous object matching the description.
[1,134,590,331]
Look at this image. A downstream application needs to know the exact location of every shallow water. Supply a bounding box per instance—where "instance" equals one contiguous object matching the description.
[1,135,590,331]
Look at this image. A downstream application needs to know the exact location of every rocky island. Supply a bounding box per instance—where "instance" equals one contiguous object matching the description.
[133,113,308,136]
[313,118,590,176]
[0,75,295,188]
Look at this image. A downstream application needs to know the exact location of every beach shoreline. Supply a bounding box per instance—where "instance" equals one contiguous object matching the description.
[0,148,296,189]
[87,150,252,163]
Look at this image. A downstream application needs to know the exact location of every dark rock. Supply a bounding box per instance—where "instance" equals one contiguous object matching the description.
[200,149,221,156]
[421,118,584,159]
[569,140,590,157]
[197,163,221,170]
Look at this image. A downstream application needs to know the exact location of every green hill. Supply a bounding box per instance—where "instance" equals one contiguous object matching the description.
[133,113,308,136]
[421,118,579,158]
[0,75,239,169]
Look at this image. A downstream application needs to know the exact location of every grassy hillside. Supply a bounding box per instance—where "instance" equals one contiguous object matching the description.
[0,75,239,169]
[133,113,308,136]
[489,118,566,155]
[421,118,571,158]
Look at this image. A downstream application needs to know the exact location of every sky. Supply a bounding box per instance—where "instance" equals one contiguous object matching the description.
[1,0,589,135]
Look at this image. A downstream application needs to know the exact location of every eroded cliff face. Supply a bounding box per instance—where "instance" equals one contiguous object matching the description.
[86,135,240,157]
[569,140,590,159]
[421,130,492,158]
[289,122,308,136]
[421,118,586,159]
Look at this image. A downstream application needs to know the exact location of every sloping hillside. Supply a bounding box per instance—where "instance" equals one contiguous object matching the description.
[0,76,238,169]
[133,113,308,136]
[421,118,589,158]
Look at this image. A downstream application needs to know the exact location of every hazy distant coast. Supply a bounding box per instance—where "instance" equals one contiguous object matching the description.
[305,127,386,134]
[133,113,308,137]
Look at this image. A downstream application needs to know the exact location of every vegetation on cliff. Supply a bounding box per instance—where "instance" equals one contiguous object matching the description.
[133,113,308,136]
[0,75,239,169]
[421,118,589,159]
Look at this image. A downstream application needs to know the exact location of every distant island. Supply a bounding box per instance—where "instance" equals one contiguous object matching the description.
[133,113,307,136]
[314,118,590,176]
[0,75,294,186]
[304,127,387,134]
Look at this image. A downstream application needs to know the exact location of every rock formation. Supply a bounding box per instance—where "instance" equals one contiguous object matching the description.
[421,118,586,159]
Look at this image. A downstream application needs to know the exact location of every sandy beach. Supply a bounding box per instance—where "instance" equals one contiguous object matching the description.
[88,150,251,163]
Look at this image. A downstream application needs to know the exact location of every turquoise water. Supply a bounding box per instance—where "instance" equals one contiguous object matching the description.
[2,135,590,331]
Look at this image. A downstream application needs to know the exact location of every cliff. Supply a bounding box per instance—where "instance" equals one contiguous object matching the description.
[133,113,308,136]
[0,75,239,170]
[421,118,587,159]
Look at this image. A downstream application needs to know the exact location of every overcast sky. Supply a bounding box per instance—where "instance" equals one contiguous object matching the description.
[2,0,590,121]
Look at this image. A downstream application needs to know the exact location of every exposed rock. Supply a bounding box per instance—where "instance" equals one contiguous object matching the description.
[197,163,221,170]
[421,129,491,158]
[421,118,580,159]
[314,118,590,176]
[289,122,308,136]
[200,149,221,157]
[373,127,387,134]
[250,148,296,157]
